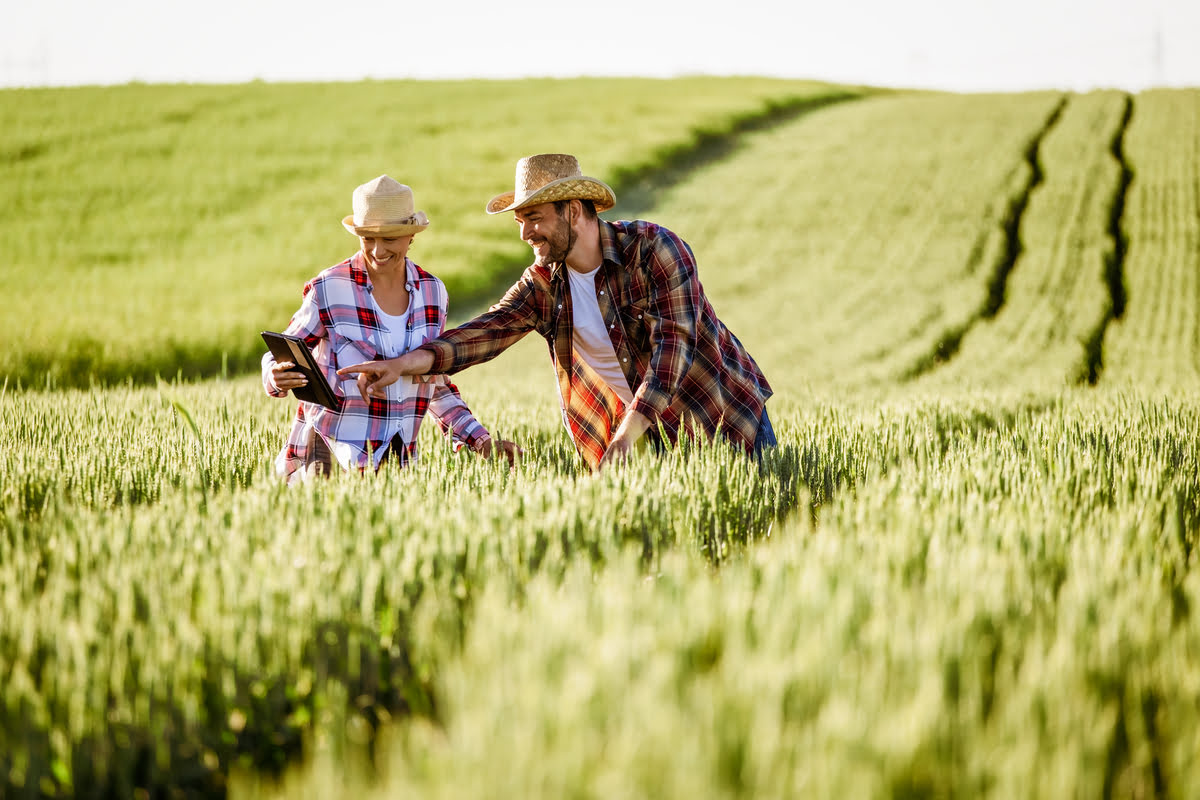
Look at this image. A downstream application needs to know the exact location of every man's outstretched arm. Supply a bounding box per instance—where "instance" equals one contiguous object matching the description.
[337,349,435,401]
[339,268,547,401]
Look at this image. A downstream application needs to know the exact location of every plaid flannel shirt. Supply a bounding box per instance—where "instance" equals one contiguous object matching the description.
[262,253,490,483]
[420,219,772,470]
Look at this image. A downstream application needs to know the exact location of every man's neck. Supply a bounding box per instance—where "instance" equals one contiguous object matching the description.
[564,221,603,273]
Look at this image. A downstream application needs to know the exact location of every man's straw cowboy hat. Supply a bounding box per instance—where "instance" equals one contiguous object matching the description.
[342,175,430,236]
[486,154,616,215]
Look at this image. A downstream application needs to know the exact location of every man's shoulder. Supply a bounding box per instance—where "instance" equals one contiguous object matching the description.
[607,218,669,239]
[517,262,555,286]
[606,219,691,253]
[603,219,690,267]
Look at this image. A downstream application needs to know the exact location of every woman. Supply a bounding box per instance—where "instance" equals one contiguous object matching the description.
[262,175,518,483]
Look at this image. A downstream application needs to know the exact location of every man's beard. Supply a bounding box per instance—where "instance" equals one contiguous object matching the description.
[531,216,572,267]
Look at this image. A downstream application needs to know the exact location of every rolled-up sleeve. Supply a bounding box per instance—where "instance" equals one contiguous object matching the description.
[428,380,492,452]
[422,269,544,373]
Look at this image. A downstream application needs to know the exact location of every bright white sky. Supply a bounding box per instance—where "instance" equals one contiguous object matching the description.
[2,0,1197,92]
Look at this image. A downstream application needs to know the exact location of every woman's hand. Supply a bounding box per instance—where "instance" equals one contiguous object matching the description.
[270,361,308,394]
[476,438,524,468]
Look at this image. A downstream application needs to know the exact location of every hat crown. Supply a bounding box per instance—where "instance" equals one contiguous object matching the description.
[513,154,584,198]
[351,175,419,227]
[486,153,616,214]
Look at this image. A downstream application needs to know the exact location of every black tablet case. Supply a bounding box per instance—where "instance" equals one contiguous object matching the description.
[260,331,342,411]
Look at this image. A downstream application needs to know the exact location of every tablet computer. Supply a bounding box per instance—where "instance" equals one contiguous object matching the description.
[260,331,343,412]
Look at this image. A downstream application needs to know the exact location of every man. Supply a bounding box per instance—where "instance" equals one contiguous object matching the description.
[339,153,774,471]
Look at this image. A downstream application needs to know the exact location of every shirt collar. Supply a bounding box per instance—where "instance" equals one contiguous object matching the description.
[550,220,621,282]
[598,219,623,266]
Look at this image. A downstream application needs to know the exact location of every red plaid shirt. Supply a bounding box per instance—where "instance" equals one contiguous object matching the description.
[421,220,772,469]
[262,253,490,482]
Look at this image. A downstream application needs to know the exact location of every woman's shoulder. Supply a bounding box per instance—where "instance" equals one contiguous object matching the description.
[408,260,443,287]
[316,256,361,283]
[408,260,449,299]
[302,256,363,296]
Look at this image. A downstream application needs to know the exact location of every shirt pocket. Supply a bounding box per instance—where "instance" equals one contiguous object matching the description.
[330,322,379,361]
[328,323,379,396]
[619,302,652,352]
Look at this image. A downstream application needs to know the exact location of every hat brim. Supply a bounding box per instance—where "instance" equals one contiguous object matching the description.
[486,176,616,215]
[342,215,429,236]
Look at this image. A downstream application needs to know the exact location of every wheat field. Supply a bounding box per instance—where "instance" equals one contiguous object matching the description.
[3,80,1199,798]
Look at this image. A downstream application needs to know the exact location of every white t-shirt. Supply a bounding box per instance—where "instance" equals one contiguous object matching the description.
[567,266,634,404]
[334,293,411,464]
[370,293,411,356]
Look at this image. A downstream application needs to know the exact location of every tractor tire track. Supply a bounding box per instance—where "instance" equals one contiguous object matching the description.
[902,96,1068,381]
[1081,93,1134,385]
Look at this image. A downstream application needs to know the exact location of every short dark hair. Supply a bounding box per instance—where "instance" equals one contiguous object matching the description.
[553,198,597,219]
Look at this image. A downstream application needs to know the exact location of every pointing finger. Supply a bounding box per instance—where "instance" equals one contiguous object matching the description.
[337,361,375,377]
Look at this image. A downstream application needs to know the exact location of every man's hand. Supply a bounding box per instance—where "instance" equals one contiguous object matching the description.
[476,438,525,468]
[598,410,653,471]
[337,349,435,402]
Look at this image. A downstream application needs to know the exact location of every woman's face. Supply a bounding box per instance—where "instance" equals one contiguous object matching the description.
[360,235,413,271]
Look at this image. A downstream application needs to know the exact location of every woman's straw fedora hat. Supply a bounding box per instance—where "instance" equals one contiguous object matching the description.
[342,175,430,236]
[486,154,616,215]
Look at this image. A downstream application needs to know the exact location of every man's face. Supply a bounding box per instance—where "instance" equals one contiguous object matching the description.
[359,235,413,271]
[514,202,571,267]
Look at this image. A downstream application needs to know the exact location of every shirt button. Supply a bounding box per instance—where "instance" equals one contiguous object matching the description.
[638,314,643,319]
[609,324,615,329]
[599,291,605,295]
[558,304,563,309]
[622,357,628,363]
